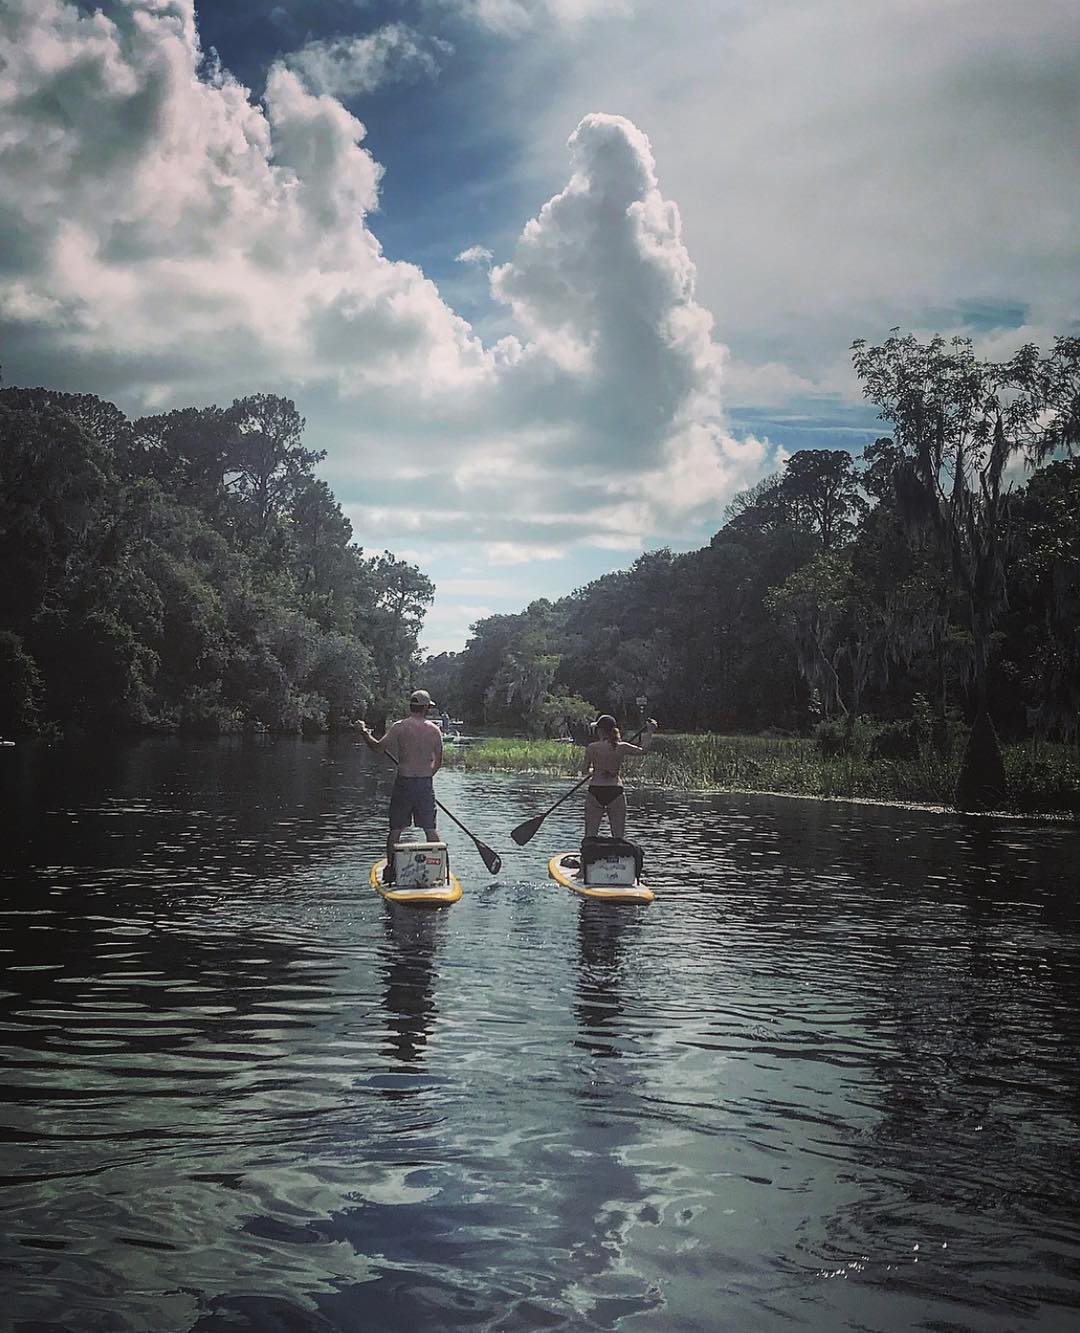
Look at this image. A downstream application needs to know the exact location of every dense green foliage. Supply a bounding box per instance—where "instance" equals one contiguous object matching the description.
[0,387,432,734]
[428,335,1080,794]
[4,330,1077,801]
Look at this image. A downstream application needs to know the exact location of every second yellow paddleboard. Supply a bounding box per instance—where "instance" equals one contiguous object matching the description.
[548,853,654,903]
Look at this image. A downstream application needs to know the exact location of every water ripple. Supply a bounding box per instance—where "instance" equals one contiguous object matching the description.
[1,739,1079,1330]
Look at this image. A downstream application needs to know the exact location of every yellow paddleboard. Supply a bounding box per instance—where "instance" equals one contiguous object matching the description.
[369,860,462,906]
[548,853,654,903]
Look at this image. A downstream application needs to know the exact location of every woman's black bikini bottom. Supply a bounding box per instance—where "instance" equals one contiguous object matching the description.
[588,785,624,808]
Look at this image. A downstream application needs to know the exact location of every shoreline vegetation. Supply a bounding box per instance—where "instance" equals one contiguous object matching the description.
[4,335,1078,825]
[423,332,1080,819]
[445,732,1080,822]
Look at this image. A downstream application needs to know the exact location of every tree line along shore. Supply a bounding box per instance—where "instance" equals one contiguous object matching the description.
[1,331,1078,816]
[428,332,1080,816]
[1,387,433,739]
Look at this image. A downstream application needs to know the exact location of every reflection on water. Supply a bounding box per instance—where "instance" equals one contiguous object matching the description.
[1,736,1079,1331]
[380,908,440,1074]
[576,902,637,1059]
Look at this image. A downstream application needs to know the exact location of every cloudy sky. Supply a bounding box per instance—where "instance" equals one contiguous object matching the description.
[2,1,1078,652]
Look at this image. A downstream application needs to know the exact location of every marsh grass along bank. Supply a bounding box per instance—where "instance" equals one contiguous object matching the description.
[445,733,1080,819]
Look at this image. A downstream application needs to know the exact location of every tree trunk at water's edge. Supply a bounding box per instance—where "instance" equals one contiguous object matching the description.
[955,708,1008,812]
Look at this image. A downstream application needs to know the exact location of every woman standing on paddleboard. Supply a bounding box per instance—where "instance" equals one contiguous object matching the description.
[582,714,658,839]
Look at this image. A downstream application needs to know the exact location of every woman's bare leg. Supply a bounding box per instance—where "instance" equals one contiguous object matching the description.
[584,793,603,838]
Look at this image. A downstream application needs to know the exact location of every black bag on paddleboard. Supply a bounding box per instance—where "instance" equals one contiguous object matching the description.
[580,836,644,879]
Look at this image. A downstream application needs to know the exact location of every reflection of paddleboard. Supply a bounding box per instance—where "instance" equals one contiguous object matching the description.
[548,853,654,903]
[369,860,462,906]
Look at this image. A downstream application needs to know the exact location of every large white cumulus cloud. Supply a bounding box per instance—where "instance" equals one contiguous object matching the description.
[524,0,1080,391]
[0,0,491,406]
[0,0,778,573]
[491,113,769,511]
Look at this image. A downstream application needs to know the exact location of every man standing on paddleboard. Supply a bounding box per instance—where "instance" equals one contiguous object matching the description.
[358,689,443,884]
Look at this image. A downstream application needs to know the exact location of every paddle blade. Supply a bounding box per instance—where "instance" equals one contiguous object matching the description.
[511,815,545,846]
[477,842,502,875]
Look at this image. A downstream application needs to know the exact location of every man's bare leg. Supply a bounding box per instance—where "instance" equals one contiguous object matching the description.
[385,828,404,882]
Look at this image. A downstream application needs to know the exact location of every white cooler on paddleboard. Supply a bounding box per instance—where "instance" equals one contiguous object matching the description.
[392,841,449,887]
[581,837,643,886]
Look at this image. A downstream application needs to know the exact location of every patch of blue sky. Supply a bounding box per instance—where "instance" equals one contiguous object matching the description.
[727,401,885,459]
[923,300,1031,334]
[195,0,538,297]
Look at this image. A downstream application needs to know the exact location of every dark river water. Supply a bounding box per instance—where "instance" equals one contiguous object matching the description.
[2,737,1079,1333]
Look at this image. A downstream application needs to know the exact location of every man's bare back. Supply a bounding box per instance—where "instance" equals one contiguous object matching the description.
[382,714,443,777]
